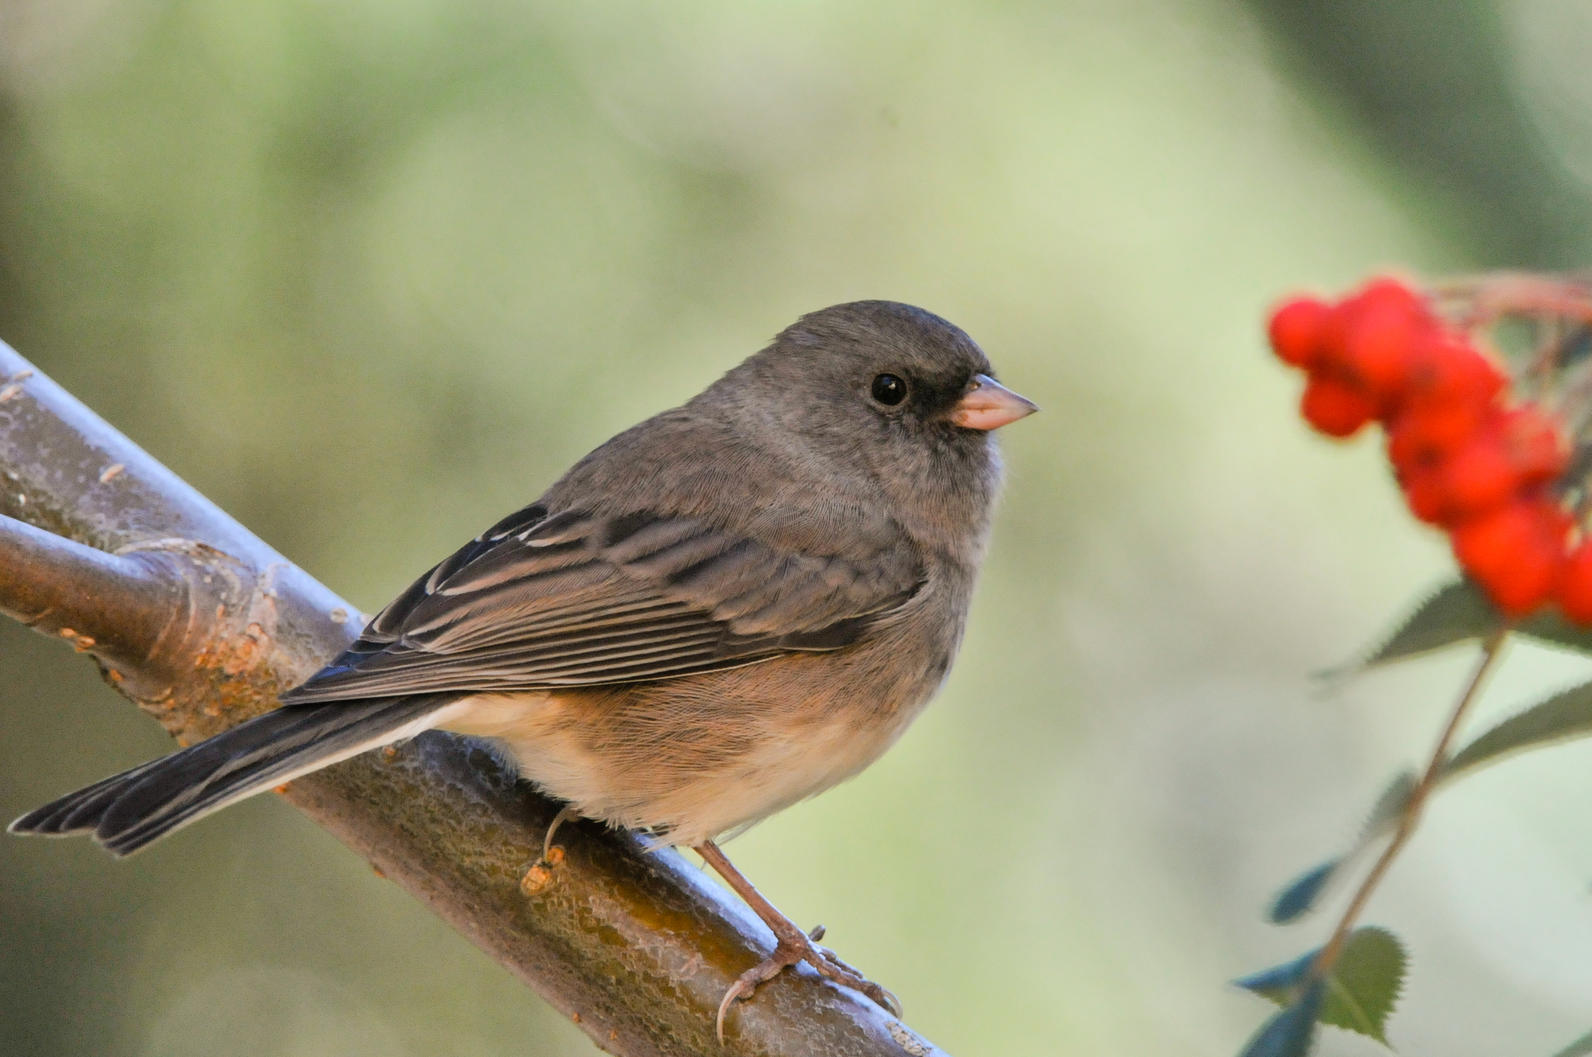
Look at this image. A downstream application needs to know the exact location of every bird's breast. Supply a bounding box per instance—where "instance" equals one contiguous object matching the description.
[440,574,968,846]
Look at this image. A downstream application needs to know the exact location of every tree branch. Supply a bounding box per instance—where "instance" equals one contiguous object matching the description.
[0,341,947,1057]
[0,513,176,667]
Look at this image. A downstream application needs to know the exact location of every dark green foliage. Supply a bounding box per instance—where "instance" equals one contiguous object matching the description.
[1269,860,1338,924]
[1236,981,1325,1057]
[1442,678,1592,780]
[1237,929,1406,1047]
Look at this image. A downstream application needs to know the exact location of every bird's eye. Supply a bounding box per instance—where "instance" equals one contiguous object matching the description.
[870,373,908,406]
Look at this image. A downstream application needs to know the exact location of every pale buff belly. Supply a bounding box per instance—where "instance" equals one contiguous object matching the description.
[435,643,946,847]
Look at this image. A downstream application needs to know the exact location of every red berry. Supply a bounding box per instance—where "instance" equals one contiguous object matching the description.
[1402,333,1507,410]
[1392,409,1532,526]
[1299,374,1375,438]
[1353,276,1425,316]
[1335,279,1430,410]
[1451,499,1570,617]
[1559,541,1592,625]
[1386,401,1490,474]
[1342,305,1421,410]
[1497,405,1570,485]
[1399,467,1450,525]
[1438,420,1524,519]
[1268,296,1332,370]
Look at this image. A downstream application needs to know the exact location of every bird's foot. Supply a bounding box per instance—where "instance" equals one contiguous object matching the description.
[539,805,576,864]
[693,839,900,1043]
[714,920,900,1043]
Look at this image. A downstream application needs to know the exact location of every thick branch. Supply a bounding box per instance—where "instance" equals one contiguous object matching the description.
[0,342,946,1057]
[0,513,176,665]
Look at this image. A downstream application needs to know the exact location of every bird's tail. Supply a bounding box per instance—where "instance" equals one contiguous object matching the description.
[9,694,459,856]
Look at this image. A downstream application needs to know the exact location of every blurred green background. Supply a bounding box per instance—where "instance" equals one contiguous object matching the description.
[6,2,1592,1055]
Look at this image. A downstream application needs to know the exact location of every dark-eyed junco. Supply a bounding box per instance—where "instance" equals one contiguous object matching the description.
[11,300,1035,1034]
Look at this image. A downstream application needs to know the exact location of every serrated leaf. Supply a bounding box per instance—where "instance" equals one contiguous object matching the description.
[1318,927,1405,1045]
[1267,772,1414,926]
[1235,949,1316,1000]
[1440,678,1592,781]
[1237,929,1405,1048]
[1548,1026,1592,1057]
[1516,607,1592,656]
[1336,579,1592,675]
[1356,770,1416,844]
[1236,981,1326,1057]
[1270,860,1340,924]
[1348,580,1498,671]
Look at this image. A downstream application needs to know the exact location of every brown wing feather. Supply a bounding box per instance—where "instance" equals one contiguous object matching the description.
[280,504,921,703]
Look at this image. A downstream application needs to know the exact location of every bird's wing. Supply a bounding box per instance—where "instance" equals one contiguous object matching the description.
[280,502,923,702]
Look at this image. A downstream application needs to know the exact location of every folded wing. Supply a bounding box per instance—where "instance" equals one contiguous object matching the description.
[281,503,922,703]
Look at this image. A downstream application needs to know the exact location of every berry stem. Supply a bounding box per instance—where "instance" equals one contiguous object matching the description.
[1434,273,1592,330]
[1310,627,1508,980]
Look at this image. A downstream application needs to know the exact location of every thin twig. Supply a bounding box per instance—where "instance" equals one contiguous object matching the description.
[1311,628,1508,976]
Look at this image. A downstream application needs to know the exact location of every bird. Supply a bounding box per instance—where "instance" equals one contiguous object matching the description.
[10,300,1036,1036]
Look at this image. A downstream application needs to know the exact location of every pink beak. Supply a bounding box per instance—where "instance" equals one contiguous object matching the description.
[949,374,1038,431]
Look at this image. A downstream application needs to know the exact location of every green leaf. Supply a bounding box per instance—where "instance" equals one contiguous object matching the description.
[1336,579,1592,675]
[1235,949,1314,1000]
[1441,678,1592,780]
[1356,770,1416,843]
[1236,928,1405,1047]
[1269,860,1340,924]
[1517,615,1592,656]
[1348,579,1498,671]
[1267,772,1413,925]
[1236,981,1325,1057]
[1547,1026,1592,1057]
[1318,927,1405,1044]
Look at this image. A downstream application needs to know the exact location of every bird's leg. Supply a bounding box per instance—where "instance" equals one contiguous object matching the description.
[693,840,900,1041]
[540,805,576,864]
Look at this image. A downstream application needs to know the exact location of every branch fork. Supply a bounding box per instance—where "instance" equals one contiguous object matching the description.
[0,339,940,1057]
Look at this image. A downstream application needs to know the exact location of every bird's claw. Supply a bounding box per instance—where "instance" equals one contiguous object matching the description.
[713,925,900,1043]
[815,945,901,1016]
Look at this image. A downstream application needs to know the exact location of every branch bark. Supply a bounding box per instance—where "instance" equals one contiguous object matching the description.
[0,341,947,1057]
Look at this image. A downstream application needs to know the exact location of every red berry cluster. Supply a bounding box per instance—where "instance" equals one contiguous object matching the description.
[1268,276,1592,621]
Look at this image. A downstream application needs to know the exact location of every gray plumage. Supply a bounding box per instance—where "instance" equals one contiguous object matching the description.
[13,696,451,854]
[12,300,1032,854]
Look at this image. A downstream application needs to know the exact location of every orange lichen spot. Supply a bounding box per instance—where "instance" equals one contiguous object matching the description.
[521,859,557,895]
[381,745,399,760]
[570,1012,581,1025]
[98,463,126,484]
[0,382,23,402]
